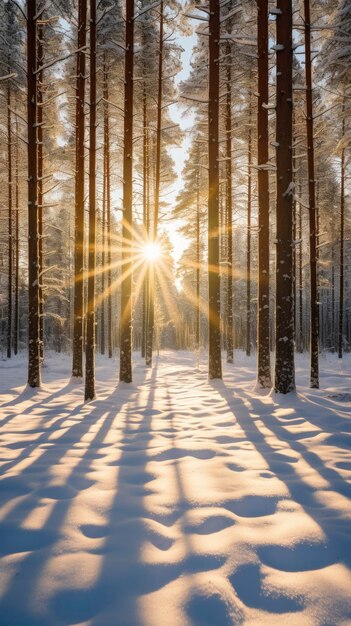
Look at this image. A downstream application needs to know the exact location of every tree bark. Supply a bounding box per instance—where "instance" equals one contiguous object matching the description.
[146,0,163,368]
[85,0,97,401]
[27,0,41,387]
[304,0,319,387]
[246,97,252,357]
[7,76,12,359]
[274,0,295,393]
[256,0,272,387]
[338,98,346,359]
[72,0,87,378]
[119,0,134,382]
[208,0,222,379]
[103,57,112,359]
[14,106,19,355]
[225,45,233,364]
[37,22,44,362]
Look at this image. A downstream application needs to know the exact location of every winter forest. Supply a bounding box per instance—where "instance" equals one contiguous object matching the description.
[0,0,351,624]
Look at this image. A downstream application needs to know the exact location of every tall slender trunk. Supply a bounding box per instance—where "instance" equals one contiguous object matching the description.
[246,98,252,357]
[304,0,319,387]
[298,187,303,353]
[7,77,12,359]
[196,150,201,355]
[27,0,40,387]
[274,0,295,393]
[257,0,271,387]
[14,107,19,355]
[37,22,44,361]
[85,0,97,401]
[72,0,87,378]
[338,98,346,359]
[208,0,222,379]
[146,0,163,368]
[141,84,148,358]
[119,0,134,382]
[225,45,233,364]
[331,241,335,352]
[100,118,106,356]
[103,57,112,359]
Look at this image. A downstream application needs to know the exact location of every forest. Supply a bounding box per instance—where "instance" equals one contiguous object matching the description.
[0,1,350,625]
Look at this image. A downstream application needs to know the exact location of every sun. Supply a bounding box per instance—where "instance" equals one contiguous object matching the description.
[143,242,162,262]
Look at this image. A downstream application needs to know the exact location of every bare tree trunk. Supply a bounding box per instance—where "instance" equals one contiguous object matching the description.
[141,84,148,359]
[27,0,40,388]
[7,77,12,359]
[72,0,87,378]
[208,0,222,379]
[85,0,97,401]
[246,98,252,357]
[298,188,303,353]
[274,0,295,393]
[14,107,19,355]
[225,45,233,364]
[304,0,319,388]
[103,57,112,359]
[119,0,134,382]
[100,93,106,356]
[257,0,272,387]
[338,98,346,359]
[146,0,163,368]
[37,22,44,362]
[196,152,201,355]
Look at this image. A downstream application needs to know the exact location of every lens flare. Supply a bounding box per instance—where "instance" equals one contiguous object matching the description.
[143,242,162,262]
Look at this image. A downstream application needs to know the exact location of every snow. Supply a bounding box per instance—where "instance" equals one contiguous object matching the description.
[0,350,351,626]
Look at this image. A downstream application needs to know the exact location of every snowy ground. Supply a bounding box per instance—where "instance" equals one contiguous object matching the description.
[0,350,350,626]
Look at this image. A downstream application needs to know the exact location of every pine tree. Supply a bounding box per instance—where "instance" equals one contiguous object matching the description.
[72,0,87,379]
[119,0,134,383]
[27,0,41,387]
[85,0,97,401]
[208,0,222,380]
[274,0,295,394]
[256,0,272,388]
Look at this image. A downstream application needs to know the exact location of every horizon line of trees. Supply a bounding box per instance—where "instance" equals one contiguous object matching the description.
[0,0,350,397]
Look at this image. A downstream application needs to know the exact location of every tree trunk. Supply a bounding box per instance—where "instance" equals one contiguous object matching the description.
[141,84,148,359]
[14,107,19,355]
[304,0,319,388]
[103,58,112,359]
[146,0,163,368]
[85,0,97,401]
[257,0,272,387]
[196,151,201,356]
[208,0,222,380]
[72,0,87,378]
[338,98,346,359]
[246,98,252,357]
[37,22,44,362]
[7,77,12,359]
[274,0,295,393]
[298,187,303,353]
[119,0,134,382]
[27,0,40,388]
[100,108,106,356]
[225,45,233,364]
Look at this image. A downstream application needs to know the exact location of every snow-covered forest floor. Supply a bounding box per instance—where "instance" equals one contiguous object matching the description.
[0,351,350,626]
